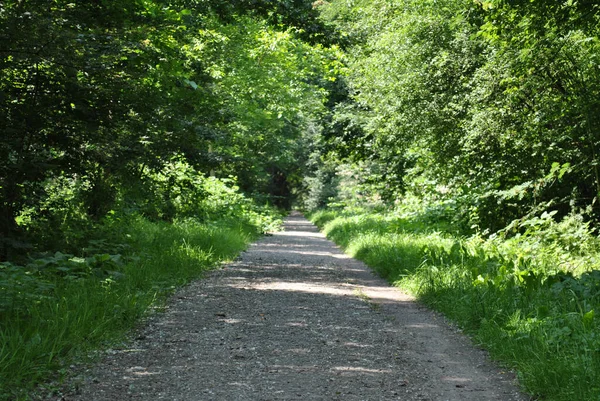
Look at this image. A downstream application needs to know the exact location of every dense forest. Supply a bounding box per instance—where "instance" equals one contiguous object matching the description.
[310,0,600,229]
[308,1,600,400]
[1,1,341,398]
[0,0,343,259]
[2,0,600,399]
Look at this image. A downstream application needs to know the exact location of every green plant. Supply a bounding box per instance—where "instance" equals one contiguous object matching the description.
[311,205,600,401]
[0,197,277,399]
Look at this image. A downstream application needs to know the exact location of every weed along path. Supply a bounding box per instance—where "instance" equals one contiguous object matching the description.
[63,212,526,401]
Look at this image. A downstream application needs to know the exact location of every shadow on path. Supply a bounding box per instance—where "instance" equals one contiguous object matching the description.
[65,212,526,401]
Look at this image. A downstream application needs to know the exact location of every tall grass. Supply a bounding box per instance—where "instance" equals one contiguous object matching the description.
[0,215,266,400]
[309,208,600,401]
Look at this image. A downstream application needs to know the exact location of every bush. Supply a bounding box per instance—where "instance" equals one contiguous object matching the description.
[310,205,600,401]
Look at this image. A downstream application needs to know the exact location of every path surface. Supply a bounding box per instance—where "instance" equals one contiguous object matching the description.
[63,213,527,400]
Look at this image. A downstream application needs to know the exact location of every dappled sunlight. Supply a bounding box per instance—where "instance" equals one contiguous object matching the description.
[221,318,244,324]
[331,366,392,374]
[251,249,350,259]
[225,278,415,304]
[361,285,415,303]
[288,348,311,355]
[125,366,161,378]
[440,376,472,384]
[73,214,524,400]
[343,342,374,349]
[253,243,341,252]
[274,231,325,238]
[253,281,356,297]
[227,382,252,389]
[232,263,339,272]
[285,321,307,327]
[266,364,320,373]
[405,323,439,329]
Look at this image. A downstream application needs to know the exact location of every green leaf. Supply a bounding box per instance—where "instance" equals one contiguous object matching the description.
[583,309,594,327]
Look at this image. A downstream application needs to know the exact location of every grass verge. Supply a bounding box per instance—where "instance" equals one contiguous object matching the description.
[0,214,273,400]
[309,208,600,401]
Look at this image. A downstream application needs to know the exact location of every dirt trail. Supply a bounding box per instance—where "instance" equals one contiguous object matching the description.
[62,212,527,400]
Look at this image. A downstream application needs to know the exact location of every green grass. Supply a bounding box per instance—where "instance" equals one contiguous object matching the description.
[309,208,600,401]
[0,215,266,400]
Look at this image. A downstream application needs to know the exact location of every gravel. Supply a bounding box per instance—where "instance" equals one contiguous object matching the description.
[59,212,528,400]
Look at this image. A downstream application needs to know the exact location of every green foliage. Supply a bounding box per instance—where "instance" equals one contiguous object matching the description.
[0,0,332,398]
[0,204,275,400]
[0,1,341,259]
[302,160,340,211]
[315,0,600,233]
[311,205,600,400]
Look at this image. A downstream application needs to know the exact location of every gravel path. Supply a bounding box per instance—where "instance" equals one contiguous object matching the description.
[63,212,527,400]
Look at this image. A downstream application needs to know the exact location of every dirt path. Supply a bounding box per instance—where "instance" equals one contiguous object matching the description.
[62,212,527,400]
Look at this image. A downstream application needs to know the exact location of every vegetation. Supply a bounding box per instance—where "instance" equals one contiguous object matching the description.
[2,0,600,399]
[308,0,600,229]
[302,1,600,399]
[1,1,329,398]
[1,176,282,400]
[1,0,341,256]
[310,205,600,400]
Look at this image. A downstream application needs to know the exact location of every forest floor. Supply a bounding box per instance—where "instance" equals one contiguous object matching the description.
[56,212,527,400]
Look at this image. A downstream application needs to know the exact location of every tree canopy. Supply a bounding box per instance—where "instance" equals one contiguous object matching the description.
[2,0,600,253]
[311,0,600,232]
[0,0,342,258]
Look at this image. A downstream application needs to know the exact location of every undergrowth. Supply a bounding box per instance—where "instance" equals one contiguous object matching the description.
[309,206,600,401]
[1,202,282,400]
